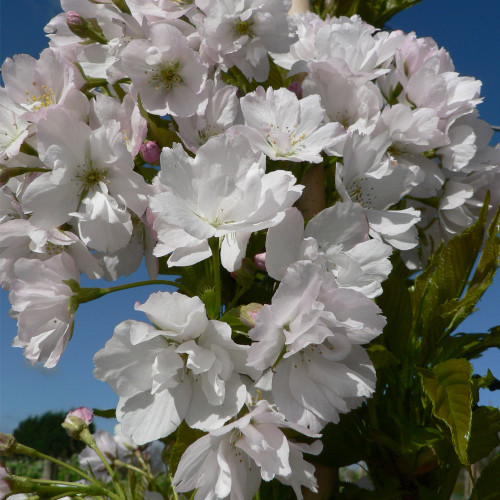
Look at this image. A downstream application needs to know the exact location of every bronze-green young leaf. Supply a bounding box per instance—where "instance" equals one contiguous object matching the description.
[467,406,500,464]
[419,358,472,465]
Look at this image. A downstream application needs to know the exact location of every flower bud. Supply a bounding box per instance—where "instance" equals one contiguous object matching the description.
[253,252,267,271]
[66,12,108,44]
[68,407,94,425]
[288,81,303,99]
[140,141,161,165]
[240,303,263,328]
[66,10,84,27]
[62,407,95,446]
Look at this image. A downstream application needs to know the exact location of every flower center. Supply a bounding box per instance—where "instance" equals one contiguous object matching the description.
[266,123,306,156]
[25,85,56,111]
[80,167,108,189]
[45,241,64,257]
[233,18,254,38]
[151,60,182,92]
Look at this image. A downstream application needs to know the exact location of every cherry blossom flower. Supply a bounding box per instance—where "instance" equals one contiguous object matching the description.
[21,109,150,252]
[173,400,322,500]
[150,134,303,271]
[94,291,256,444]
[122,23,206,117]
[9,253,80,368]
[336,131,421,250]
[233,86,345,162]
[0,219,102,289]
[176,79,241,152]
[196,0,295,82]
[265,204,392,298]
[247,261,385,431]
[1,48,87,123]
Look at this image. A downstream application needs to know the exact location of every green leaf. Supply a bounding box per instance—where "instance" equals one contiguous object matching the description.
[322,0,422,27]
[375,252,413,357]
[419,359,472,464]
[168,421,205,476]
[317,408,366,468]
[412,195,490,360]
[399,425,441,453]
[92,408,116,419]
[469,454,500,500]
[467,406,500,464]
[438,327,500,363]
[367,344,401,370]
[440,203,500,334]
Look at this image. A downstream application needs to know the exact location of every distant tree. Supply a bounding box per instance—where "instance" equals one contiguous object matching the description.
[13,410,96,460]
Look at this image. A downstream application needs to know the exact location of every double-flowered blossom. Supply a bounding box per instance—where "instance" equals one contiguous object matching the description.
[196,0,296,82]
[1,4,500,498]
[21,108,150,253]
[265,203,392,298]
[122,22,207,117]
[336,131,421,250]
[247,261,386,431]
[0,218,102,289]
[173,400,322,500]
[150,134,303,271]
[9,253,80,368]
[94,291,258,444]
[233,86,345,162]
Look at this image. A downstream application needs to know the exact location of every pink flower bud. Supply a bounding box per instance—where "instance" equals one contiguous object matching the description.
[140,141,161,165]
[67,407,94,425]
[66,11,84,27]
[288,81,303,99]
[62,407,93,441]
[253,252,267,271]
[240,303,264,328]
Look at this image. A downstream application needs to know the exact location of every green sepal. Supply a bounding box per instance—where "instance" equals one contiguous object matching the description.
[92,408,117,419]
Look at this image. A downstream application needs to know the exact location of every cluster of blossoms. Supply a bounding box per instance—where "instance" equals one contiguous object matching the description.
[1,0,499,497]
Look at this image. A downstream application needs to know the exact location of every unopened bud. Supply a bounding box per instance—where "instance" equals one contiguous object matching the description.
[66,12,108,44]
[240,303,263,328]
[66,10,84,27]
[288,81,303,99]
[62,407,95,445]
[253,252,266,271]
[140,141,161,165]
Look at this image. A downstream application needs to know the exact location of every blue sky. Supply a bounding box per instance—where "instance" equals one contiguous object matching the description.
[1,0,499,435]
